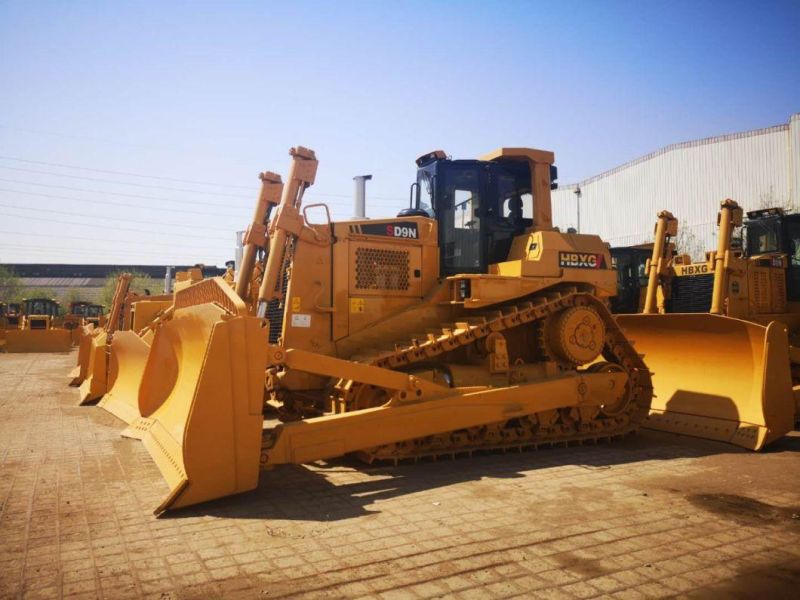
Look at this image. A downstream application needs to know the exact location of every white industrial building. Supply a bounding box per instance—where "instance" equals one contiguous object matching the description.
[552,113,800,256]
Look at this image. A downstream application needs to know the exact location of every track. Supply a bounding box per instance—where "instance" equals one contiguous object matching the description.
[332,286,653,462]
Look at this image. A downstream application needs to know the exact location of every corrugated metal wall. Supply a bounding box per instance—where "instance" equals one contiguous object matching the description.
[552,113,800,255]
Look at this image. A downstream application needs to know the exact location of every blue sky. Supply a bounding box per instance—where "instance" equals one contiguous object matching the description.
[1,0,798,265]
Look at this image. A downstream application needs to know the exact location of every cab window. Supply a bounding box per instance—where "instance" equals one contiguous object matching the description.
[440,167,482,273]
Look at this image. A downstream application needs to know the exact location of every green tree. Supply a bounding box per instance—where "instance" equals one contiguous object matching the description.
[0,265,21,303]
[101,271,154,308]
[757,186,794,213]
[675,226,707,262]
[19,287,57,301]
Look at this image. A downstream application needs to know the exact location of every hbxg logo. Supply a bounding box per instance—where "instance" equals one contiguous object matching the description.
[558,251,605,269]
[679,264,709,275]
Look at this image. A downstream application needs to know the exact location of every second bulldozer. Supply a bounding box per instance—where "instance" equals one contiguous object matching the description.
[616,201,796,450]
[127,145,652,515]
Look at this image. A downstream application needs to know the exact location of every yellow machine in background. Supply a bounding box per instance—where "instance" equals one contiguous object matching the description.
[616,200,796,450]
[0,303,6,348]
[0,302,21,349]
[86,304,106,327]
[63,301,105,345]
[75,277,174,405]
[70,274,132,398]
[120,294,172,331]
[122,145,653,514]
[2,302,22,328]
[99,174,283,424]
[97,296,173,423]
[78,268,203,414]
[4,298,72,353]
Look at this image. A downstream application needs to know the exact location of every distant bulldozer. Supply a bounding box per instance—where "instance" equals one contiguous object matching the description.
[63,301,106,346]
[3,298,72,353]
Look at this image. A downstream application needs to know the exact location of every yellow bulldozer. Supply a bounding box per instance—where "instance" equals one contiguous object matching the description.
[70,274,132,398]
[63,301,106,345]
[615,200,797,450]
[74,271,197,410]
[1,302,22,328]
[0,302,21,349]
[119,145,652,515]
[99,183,282,426]
[3,298,72,353]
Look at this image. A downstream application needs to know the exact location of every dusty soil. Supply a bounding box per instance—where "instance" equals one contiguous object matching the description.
[1,351,799,599]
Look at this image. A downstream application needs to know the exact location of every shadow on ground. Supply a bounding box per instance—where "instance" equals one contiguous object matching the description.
[161,429,798,522]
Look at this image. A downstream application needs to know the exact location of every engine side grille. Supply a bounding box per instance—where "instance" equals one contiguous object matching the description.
[771,270,787,313]
[355,247,410,291]
[752,270,769,312]
[669,274,713,313]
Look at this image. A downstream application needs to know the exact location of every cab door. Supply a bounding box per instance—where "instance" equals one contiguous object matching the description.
[782,215,800,302]
[437,164,485,275]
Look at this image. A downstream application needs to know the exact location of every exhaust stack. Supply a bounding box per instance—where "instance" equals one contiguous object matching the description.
[353,175,372,218]
[164,266,174,294]
[235,231,244,281]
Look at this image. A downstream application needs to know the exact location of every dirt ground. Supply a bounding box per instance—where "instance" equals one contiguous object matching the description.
[1,351,799,599]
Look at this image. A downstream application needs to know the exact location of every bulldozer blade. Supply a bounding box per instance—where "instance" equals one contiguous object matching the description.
[97,331,151,424]
[3,329,72,353]
[70,326,98,386]
[122,304,267,514]
[616,314,794,450]
[77,332,109,405]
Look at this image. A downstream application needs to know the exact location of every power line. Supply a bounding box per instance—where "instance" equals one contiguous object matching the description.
[0,125,171,152]
[0,247,230,266]
[0,229,229,250]
[0,243,182,259]
[0,201,233,233]
[0,242,219,260]
[0,155,408,202]
[0,165,257,199]
[0,175,402,210]
[0,154,254,189]
[1,211,232,241]
[0,188,245,218]
[0,177,249,209]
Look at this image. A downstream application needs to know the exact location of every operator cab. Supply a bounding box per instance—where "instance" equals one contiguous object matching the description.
[609,246,652,314]
[407,150,557,276]
[69,301,91,317]
[23,298,60,330]
[744,208,800,302]
[24,298,60,317]
[5,302,21,326]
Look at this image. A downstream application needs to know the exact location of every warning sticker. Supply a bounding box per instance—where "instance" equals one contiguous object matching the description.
[291,314,311,328]
[350,298,365,313]
[291,297,302,312]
